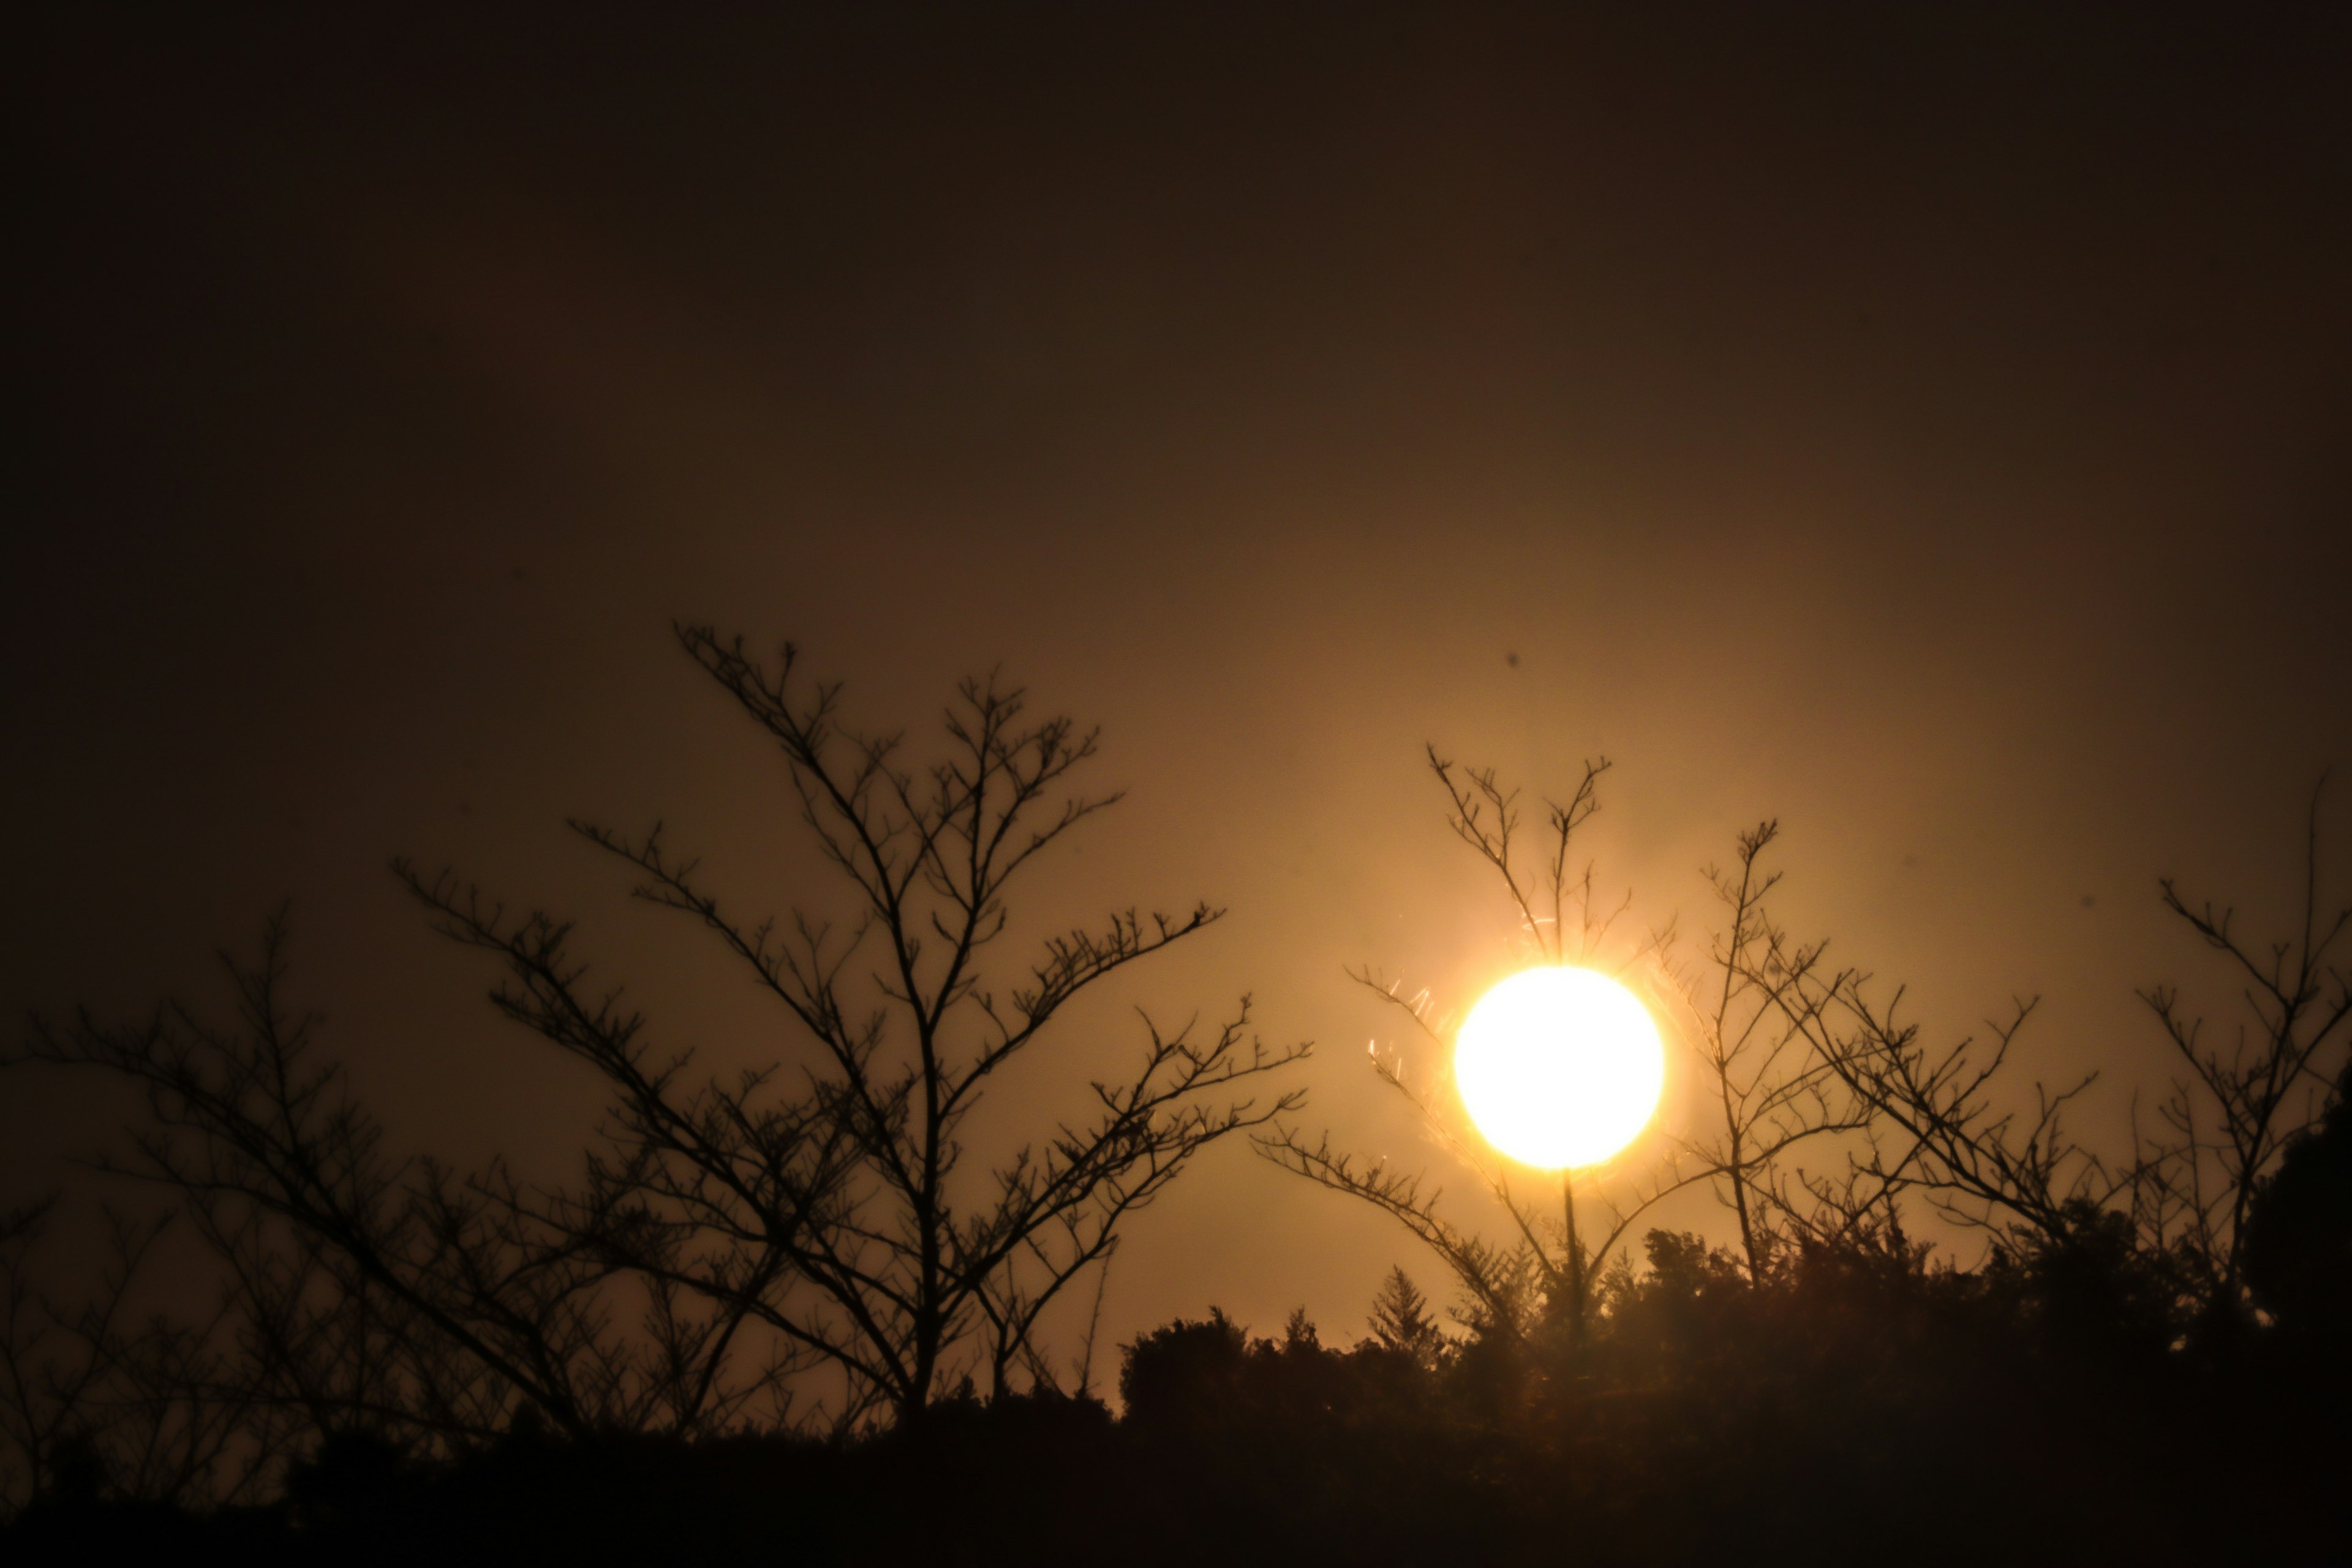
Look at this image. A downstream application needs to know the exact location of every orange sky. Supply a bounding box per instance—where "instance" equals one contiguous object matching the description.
[12,6,2351,1357]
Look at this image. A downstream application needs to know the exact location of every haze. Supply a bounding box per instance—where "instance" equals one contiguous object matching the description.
[12,7,2349,1359]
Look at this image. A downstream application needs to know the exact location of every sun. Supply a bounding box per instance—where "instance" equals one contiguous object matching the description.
[1455,967,1665,1169]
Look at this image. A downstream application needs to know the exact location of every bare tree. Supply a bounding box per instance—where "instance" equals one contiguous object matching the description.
[1660,821,1869,1276]
[404,627,1308,1425]
[1257,750,1691,1349]
[0,1198,118,1512]
[2138,778,2352,1308]
[1757,965,2116,1246]
[15,915,758,1455]
[0,1199,284,1515]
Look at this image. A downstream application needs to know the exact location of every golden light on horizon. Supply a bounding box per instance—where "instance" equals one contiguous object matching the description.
[1455,967,1665,1169]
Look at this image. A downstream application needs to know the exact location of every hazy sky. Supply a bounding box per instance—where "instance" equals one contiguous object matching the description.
[12,6,2350,1351]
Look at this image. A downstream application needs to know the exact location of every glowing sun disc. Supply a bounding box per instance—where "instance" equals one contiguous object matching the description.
[1456,967,1664,1169]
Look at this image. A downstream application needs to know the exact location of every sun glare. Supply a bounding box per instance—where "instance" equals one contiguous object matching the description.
[1455,967,1665,1169]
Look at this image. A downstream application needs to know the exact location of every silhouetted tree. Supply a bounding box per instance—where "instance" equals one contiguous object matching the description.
[1363,1265,1446,1367]
[0,1198,283,1513]
[403,627,1308,1425]
[14,918,741,1461]
[1980,1199,2182,1365]
[1728,777,2350,1348]
[1117,1308,1250,1434]
[2241,1058,2352,1364]
[1257,751,1692,1349]
[1662,820,1872,1275]
[2137,778,2351,1316]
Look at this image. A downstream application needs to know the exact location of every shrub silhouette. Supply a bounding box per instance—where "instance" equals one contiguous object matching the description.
[2243,1059,2352,1373]
[6,1230,2348,1566]
[1117,1309,1250,1433]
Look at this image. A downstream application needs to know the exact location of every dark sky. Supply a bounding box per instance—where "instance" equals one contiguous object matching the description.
[11,5,2351,1347]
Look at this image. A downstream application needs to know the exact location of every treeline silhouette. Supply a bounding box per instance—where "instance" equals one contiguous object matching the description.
[8,1191,2346,1564]
[4,633,2346,1564]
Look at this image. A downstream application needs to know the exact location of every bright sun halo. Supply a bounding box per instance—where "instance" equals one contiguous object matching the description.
[1456,967,1665,1169]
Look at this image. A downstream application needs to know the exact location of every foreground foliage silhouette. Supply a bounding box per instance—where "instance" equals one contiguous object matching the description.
[7,1204,2346,1565]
